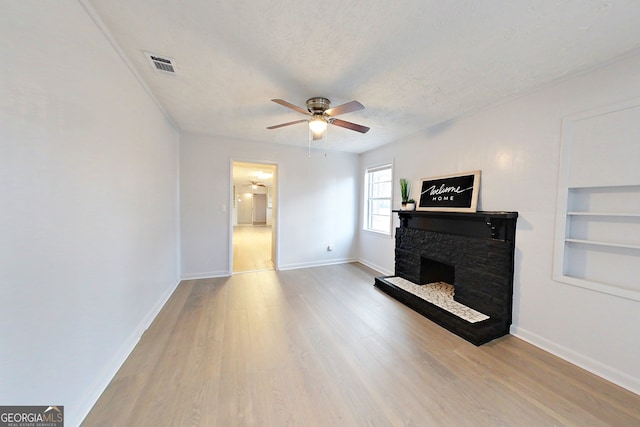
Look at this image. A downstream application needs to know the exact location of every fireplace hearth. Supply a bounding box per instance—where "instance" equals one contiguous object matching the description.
[374,210,518,345]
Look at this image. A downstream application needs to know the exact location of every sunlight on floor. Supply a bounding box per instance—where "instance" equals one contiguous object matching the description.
[232,225,274,273]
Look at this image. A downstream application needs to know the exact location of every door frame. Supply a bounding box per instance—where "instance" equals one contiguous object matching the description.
[229,159,279,273]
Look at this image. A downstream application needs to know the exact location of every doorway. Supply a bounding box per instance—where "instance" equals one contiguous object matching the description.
[231,161,277,273]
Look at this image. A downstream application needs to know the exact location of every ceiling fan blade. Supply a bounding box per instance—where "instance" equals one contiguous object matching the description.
[325,100,364,117]
[271,99,309,115]
[267,119,308,129]
[330,118,370,134]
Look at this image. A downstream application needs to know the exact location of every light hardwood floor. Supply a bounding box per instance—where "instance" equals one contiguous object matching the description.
[82,263,640,426]
[233,225,273,273]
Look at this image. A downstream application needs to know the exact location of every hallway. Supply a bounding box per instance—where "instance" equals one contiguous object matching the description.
[232,225,273,273]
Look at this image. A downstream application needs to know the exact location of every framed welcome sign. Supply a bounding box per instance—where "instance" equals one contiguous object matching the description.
[416,170,481,212]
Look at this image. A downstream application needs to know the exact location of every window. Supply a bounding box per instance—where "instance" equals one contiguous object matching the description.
[364,164,392,234]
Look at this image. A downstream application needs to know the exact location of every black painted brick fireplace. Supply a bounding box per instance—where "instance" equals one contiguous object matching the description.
[374,210,518,345]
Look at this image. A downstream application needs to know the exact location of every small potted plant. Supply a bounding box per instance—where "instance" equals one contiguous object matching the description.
[400,178,411,210]
[405,198,416,210]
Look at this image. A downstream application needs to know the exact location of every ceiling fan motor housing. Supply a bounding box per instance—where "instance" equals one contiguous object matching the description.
[306,97,331,114]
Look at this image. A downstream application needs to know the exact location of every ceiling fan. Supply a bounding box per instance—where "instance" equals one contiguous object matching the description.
[267,97,370,140]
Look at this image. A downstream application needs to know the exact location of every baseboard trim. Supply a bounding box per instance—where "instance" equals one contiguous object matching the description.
[357,258,393,276]
[181,270,230,280]
[511,325,640,396]
[278,257,357,271]
[73,278,181,426]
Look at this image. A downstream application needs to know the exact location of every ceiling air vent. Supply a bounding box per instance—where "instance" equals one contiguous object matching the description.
[144,52,176,74]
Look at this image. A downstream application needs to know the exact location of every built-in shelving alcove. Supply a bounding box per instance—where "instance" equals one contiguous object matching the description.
[554,97,640,302]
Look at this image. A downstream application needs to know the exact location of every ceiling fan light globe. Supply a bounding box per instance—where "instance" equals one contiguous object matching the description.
[309,118,327,134]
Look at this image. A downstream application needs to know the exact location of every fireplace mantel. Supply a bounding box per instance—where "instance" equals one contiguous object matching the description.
[393,210,518,241]
[375,210,518,345]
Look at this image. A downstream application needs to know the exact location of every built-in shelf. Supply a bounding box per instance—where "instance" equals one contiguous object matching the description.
[567,212,640,217]
[562,186,640,252]
[565,238,640,251]
[557,185,640,300]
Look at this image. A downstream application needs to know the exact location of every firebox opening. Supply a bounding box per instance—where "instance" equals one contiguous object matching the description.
[420,257,455,285]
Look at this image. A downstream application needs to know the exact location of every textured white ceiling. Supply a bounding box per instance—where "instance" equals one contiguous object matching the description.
[84,0,640,153]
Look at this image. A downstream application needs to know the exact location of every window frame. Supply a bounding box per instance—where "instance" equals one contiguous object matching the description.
[363,163,393,235]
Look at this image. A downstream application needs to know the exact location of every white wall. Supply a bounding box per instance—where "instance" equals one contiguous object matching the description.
[0,2,180,425]
[180,133,359,277]
[359,52,640,394]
